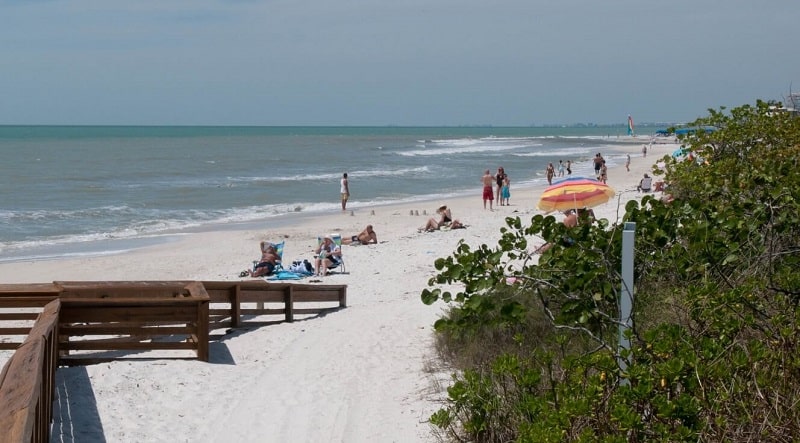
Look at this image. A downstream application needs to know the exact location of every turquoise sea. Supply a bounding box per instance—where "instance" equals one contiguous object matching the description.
[0,125,646,262]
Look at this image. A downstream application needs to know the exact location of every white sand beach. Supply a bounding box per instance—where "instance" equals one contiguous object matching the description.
[1,142,674,442]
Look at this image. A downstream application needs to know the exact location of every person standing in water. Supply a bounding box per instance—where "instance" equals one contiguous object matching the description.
[340,172,350,211]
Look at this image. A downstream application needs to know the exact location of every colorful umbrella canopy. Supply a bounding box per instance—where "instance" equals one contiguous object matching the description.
[537,176,616,212]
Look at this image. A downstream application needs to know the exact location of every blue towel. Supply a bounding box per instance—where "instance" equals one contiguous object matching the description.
[265,271,303,281]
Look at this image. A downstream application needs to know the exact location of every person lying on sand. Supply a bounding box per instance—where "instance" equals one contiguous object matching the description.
[420,205,464,232]
[341,224,378,245]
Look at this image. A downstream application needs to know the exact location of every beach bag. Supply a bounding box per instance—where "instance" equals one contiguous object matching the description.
[288,259,314,275]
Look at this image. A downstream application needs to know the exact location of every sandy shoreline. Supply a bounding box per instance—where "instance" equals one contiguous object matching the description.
[1,142,673,442]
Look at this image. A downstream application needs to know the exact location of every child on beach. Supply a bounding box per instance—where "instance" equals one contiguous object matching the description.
[557,160,565,177]
[501,176,510,206]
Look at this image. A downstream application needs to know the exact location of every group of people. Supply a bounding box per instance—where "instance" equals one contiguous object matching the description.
[593,153,608,183]
[243,224,378,278]
[545,160,573,185]
[481,167,511,210]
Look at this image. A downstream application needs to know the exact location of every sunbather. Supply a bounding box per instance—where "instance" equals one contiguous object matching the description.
[247,242,280,277]
[315,235,343,276]
[420,205,464,232]
[342,224,378,245]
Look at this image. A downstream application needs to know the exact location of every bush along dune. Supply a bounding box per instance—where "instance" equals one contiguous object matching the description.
[422,100,800,442]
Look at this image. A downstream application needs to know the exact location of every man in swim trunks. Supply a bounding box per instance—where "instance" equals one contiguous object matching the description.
[342,224,378,245]
[482,169,494,211]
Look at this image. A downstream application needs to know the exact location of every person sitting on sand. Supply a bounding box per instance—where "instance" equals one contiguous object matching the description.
[420,205,464,232]
[314,235,343,276]
[342,224,378,245]
[637,173,653,192]
[247,242,280,277]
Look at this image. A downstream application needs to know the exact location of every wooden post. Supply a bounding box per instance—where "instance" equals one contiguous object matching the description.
[231,284,241,328]
[339,286,347,308]
[285,285,294,322]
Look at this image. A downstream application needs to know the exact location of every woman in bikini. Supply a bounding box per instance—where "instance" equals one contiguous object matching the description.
[420,205,464,232]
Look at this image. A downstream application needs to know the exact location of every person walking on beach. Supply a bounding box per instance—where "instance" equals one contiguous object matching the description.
[600,160,608,184]
[566,160,572,175]
[642,145,647,157]
[495,167,506,205]
[593,153,604,179]
[482,169,494,210]
[546,163,555,185]
[557,160,565,177]
[625,153,631,172]
[340,172,350,211]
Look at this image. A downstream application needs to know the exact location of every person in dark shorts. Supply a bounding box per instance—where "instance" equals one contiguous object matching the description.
[342,225,378,245]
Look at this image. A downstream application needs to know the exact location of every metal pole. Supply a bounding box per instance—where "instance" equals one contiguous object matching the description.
[619,222,635,375]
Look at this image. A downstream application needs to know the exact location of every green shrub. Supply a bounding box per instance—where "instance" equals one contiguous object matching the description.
[424,101,800,442]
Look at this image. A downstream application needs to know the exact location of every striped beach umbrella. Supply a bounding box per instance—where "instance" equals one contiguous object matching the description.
[537,176,616,213]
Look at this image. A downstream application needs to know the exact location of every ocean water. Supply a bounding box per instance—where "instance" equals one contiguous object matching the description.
[0,126,642,262]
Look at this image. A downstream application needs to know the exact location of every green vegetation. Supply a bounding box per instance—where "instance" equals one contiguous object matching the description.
[422,100,800,442]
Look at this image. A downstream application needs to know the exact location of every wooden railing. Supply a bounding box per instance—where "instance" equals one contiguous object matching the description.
[55,281,210,365]
[0,280,347,443]
[0,299,59,443]
[0,284,61,351]
[201,281,347,330]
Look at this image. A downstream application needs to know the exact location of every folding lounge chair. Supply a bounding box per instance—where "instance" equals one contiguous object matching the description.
[317,233,346,273]
[252,241,285,273]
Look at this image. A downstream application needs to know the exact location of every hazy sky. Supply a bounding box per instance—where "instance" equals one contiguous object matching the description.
[2,1,798,126]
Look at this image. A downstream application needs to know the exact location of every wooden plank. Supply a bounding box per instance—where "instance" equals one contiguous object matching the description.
[63,341,196,351]
[240,308,286,316]
[0,313,40,321]
[0,283,60,294]
[59,306,199,323]
[288,292,342,303]
[0,327,32,335]
[0,343,22,350]
[239,291,286,303]
[0,298,54,307]
[60,325,194,336]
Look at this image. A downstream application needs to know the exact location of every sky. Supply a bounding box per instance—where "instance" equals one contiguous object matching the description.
[2,0,799,126]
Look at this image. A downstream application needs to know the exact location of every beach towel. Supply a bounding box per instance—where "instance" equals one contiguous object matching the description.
[265,270,304,281]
